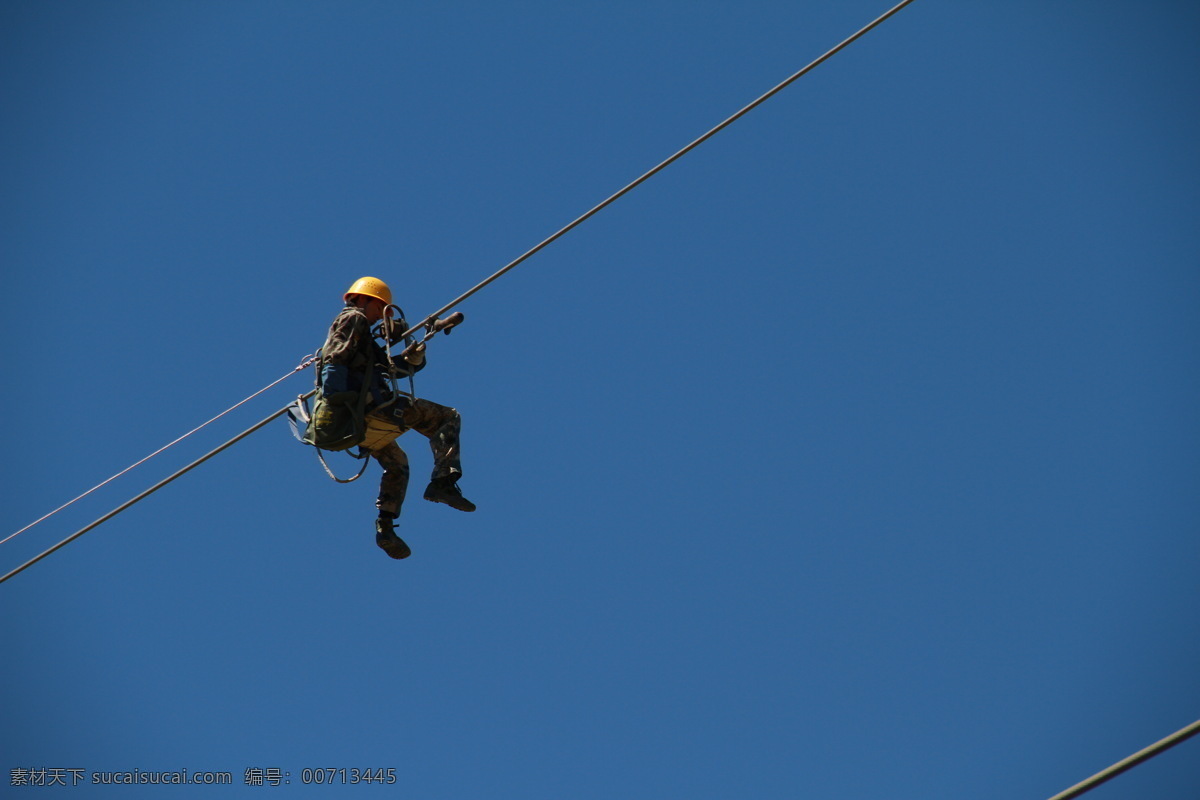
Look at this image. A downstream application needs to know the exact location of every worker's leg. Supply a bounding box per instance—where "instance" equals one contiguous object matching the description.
[402,398,475,512]
[368,440,410,516]
[367,440,412,559]
[400,398,463,482]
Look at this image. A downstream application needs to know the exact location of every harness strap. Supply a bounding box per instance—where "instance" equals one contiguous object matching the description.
[315,446,370,484]
[285,396,309,443]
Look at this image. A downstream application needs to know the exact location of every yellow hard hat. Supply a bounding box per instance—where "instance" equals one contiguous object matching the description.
[344,276,392,306]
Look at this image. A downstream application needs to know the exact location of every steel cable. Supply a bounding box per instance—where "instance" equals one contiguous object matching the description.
[407,0,919,333]
[0,356,317,549]
[1046,718,1200,800]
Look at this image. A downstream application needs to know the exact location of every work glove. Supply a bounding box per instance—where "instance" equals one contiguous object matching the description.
[402,342,426,367]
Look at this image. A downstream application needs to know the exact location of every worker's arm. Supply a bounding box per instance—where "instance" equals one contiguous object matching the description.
[320,308,371,400]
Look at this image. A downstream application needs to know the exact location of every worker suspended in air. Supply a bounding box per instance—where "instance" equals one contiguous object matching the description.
[303,276,475,560]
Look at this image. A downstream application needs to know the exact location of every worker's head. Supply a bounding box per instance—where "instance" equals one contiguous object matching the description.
[344,276,393,323]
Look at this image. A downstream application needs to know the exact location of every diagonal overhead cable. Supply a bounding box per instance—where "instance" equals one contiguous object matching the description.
[1046,717,1200,800]
[0,357,317,548]
[408,0,919,333]
[0,0,918,585]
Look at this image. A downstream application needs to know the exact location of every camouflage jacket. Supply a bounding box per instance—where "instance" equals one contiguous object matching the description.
[320,304,423,397]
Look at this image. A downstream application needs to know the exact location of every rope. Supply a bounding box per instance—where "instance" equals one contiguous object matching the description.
[1046,718,1200,800]
[0,391,314,584]
[0,0,917,584]
[0,355,318,549]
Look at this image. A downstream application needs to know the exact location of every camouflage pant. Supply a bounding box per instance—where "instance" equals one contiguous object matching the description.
[364,397,463,516]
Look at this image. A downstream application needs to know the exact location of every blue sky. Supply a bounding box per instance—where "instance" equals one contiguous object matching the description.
[3,1,1198,797]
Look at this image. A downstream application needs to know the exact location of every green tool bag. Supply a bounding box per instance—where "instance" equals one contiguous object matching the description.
[301,391,367,451]
[301,350,372,452]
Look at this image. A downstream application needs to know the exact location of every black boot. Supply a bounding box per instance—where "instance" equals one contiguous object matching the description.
[375,514,411,559]
[423,476,476,512]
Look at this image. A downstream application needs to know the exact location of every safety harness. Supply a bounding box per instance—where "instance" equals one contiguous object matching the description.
[287,304,461,484]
